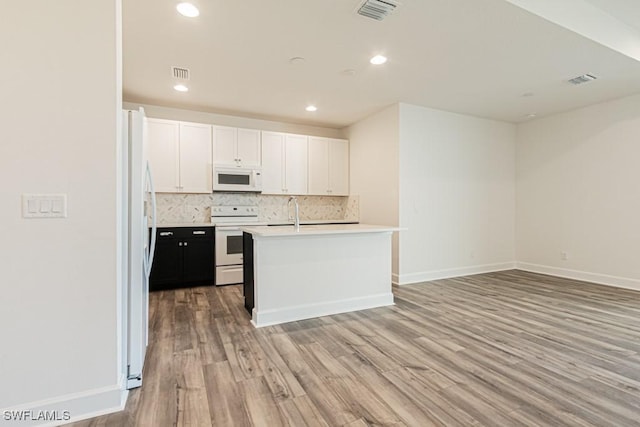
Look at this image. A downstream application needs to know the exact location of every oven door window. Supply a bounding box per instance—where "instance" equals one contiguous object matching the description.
[226,234,243,255]
[218,173,250,185]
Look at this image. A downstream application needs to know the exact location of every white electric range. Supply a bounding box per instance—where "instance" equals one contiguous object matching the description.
[211,205,267,286]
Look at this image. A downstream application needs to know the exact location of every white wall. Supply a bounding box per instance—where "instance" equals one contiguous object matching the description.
[347,105,400,276]
[0,0,124,421]
[398,104,517,284]
[123,102,345,139]
[516,94,640,289]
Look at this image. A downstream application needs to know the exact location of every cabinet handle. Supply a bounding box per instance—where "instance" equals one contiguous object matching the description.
[179,242,183,246]
[160,231,173,237]
[184,242,188,246]
[192,231,206,235]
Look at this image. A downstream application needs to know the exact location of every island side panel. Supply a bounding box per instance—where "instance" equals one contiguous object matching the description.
[243,232,255,314]
[251,231,394,327]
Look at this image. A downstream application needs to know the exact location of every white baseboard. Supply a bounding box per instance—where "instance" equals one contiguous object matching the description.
[396,262,517,285]
[515,262,640,291]
[252,293,395,327]
[1,376,127,427]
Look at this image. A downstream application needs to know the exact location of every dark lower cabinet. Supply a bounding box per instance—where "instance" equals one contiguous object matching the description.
[149,227,214,291]
[243,232,254,314]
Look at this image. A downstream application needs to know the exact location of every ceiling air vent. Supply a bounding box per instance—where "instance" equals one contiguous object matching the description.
[568,74,597,85]
[172,66,190,81]
[357,0,399,21]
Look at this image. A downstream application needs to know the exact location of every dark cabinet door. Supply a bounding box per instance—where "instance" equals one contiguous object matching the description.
[149,233,182,291]
[149,227,214,291]
[182,236,214,284]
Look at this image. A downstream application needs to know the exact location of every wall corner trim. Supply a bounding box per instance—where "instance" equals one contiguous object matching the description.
[391,273,400,285]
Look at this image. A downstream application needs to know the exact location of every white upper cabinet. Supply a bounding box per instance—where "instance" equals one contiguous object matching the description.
[261,132,285,194]
[212,126,236,165]
[146,118,212,193]
[213,125,261,167]
[147,118,180,193]
[148,118,346,196]
[261,131,308,195]
[237,128,261,167]
[328,138,349,195]
[285,134,309,195]
[178,122,213,193]
[308,137,349,196]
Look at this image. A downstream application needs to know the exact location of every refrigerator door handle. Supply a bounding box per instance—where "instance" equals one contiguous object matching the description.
[144,161,157,279]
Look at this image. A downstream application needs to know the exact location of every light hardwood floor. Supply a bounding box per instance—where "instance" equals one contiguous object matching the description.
[68,270,640,426]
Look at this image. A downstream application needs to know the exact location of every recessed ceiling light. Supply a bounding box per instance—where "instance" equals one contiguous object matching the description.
[370,55,387,65]
[176,2,199,17]
[305,105,317,112]
[174,84,189,92]
[525,113,537,119]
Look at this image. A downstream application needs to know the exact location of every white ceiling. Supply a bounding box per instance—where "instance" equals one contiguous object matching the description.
[123,0,640,128]
[586,0,640,32]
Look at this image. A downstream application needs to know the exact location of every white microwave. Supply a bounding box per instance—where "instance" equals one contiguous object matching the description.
[213,166,263,192]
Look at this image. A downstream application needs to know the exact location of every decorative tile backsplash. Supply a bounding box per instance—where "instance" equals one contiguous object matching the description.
[155,193,359,224]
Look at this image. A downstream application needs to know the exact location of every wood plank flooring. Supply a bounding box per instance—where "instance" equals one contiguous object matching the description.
[67,270,640,426]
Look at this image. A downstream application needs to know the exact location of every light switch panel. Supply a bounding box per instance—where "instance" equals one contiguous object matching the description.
[22,194,68,218]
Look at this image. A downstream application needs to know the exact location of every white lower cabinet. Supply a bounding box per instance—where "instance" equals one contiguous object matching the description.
[308,137,349,196]
[261,131,308,195]
[147,118,212,193]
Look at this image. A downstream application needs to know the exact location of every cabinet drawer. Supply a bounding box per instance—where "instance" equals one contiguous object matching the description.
[155,227,213,240]
[156,229,178,240]
[216,265,243,285]
[183,227,213,239]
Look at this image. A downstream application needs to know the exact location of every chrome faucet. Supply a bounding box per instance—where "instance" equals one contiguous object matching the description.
[288,196,300,231]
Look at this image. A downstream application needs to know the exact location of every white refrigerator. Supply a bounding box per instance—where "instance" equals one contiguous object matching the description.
[121,108,157,389]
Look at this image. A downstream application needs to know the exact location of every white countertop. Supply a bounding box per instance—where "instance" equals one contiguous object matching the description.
[240,223,400,237]
[154,222,215,228]
[154,219,359,228]
[279,219,358,225]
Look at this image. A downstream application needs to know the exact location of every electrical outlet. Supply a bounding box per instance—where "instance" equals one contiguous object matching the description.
[561,251,568,261]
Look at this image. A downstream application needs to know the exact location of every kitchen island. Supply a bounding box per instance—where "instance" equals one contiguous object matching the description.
[241,224,398,327]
